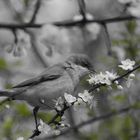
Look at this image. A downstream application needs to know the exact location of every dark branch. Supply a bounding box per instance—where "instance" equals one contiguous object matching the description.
[0,16,137,29]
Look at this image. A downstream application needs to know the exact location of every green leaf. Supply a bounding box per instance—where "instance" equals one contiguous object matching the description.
[15,103,31,117]
[112,39,129,46]
[126,21,137,34]
[2,117,14,137]
[38,112,53,123]
[132,102,140,109]
[87,133,98,140]
[113,95,126,102]
[4,83,13,89]
[0,58,8,70]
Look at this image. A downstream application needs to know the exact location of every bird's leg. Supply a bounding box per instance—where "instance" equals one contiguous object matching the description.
[30,106,41,138]
[33,106,39,130]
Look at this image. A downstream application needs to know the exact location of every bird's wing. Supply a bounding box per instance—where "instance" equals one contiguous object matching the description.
[13,64,65,88]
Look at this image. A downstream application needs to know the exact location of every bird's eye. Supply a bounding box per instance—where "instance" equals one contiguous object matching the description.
[64,62,74,70]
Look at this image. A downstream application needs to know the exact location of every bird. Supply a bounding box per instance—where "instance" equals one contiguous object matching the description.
[0,54,94,136]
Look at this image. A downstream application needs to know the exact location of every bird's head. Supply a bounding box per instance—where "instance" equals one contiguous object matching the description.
[64,54,95,81]
[66,54,95,73]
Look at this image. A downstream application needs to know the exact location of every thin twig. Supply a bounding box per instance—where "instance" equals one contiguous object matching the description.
[26,30,49,67]
[29,0,41,23]
[48,104,69,125]
[77,0,86,21]
[102,23,112,55]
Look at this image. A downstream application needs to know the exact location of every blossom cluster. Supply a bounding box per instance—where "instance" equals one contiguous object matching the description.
[87,59,136,89]
[118,59,135,70]
[55,90,94,112]
[88,71,118,86]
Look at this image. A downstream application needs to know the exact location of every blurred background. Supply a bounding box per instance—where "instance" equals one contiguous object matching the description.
[0,0,140,140]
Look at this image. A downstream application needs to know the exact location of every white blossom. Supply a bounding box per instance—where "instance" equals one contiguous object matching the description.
[54,97,64,111]
[85,23,100,40]
[73,98,86,111]
[38,119,52,135]
[61,115,66,121]
[5,104,10,109]
[38,120,62,136]
[117,85,124,90]
[128,3,140,18]
[115,80,119,85]
[78,90,93,104]
[88,71,118,86]
[64,93,76,105]
[105,71,118,80]
[88,72,110,85]
[126,73,135,88]
[40,99,45,104]
[54,130,61,135]
[118,59,135,70]
[126,78,133,88]
[73,13,94,21]
[60,122,70,128]
[16,137,24,140]
[129,73,135,78]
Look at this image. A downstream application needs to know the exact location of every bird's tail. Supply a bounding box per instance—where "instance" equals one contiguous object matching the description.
[0,90,17,98]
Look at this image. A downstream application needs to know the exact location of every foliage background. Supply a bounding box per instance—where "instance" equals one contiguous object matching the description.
[0,0,140,140]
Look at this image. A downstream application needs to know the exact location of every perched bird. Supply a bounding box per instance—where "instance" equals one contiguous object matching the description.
[0,54,94,135]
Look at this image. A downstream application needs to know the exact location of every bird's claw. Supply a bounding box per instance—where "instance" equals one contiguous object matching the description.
[29,129,41,138]
[33,129,41,136]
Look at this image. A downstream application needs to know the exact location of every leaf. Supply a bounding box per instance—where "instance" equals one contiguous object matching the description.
[15,103,31,117]
[126,21,137,34]
[132,102,140,109]
[112,39,129,46]
[2,117,14,137]
[0,58,8,70]
[38,112,53,123]
[113,95,126,102]
[87,133,98,140]
[4,83,13,89]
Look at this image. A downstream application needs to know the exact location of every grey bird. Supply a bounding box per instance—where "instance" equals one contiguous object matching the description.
[0,54,94,136]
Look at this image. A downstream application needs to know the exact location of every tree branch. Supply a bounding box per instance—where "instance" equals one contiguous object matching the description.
[0,16,138,29]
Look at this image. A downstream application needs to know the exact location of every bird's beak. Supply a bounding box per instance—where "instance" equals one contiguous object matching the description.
[64,62,74,70]
[89,67,96,74]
